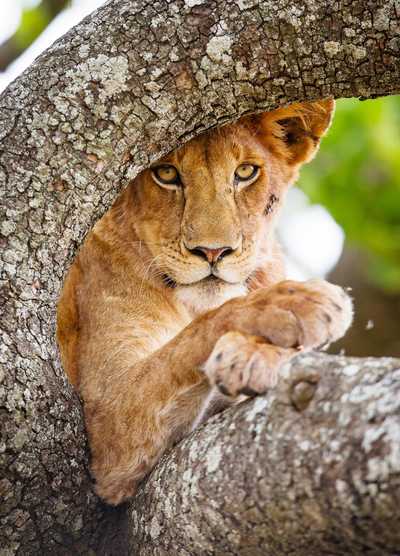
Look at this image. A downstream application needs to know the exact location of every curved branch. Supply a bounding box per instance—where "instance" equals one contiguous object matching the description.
[0,0,399,552]
[130,353,400,555]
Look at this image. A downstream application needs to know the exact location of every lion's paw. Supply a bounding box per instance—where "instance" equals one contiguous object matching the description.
[204,331,293,397]
[262,279,353,349]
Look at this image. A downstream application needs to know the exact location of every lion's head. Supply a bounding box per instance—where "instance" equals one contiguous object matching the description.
[125,99,334,313]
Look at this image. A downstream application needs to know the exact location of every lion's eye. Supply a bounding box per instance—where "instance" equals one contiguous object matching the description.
[235,164,260,183]
[152,165,180,187]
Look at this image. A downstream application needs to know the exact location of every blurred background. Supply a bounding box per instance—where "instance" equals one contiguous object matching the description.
[1,0,399,357]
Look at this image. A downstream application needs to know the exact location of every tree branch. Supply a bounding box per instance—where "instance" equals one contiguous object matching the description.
[130,353,400,555]
[0,0,399,553]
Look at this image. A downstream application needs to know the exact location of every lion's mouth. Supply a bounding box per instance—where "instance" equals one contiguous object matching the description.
[162,272,223,288]
[161,274,177,288]
[201,275,220,283]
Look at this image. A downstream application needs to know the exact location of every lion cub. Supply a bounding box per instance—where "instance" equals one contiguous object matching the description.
[57,99,352,505]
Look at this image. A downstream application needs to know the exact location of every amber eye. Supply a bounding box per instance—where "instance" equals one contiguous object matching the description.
[235,164,260,183]
[151,165,180,187]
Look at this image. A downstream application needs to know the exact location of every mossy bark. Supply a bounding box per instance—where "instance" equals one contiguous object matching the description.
[0,0,399,553]
[129,353,400,555]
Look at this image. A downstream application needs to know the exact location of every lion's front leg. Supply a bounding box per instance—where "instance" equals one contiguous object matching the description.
[203,278,353,399]
[86,278,352,505]
[86,368,210,506]
[204,332,295,397]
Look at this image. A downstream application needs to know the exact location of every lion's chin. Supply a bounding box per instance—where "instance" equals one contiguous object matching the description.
[174,278,247,316]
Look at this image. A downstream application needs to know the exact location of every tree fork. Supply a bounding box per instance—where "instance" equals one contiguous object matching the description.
[0,0,399,553]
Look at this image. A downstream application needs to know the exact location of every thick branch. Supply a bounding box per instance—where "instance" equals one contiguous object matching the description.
[0,0,399,553]
[130,353,400,555]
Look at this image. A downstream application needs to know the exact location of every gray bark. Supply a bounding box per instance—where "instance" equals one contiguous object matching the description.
[0,0,399,553]
[130,353,400,555]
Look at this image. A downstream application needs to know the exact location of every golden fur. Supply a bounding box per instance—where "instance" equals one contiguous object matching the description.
[57,99,353,504]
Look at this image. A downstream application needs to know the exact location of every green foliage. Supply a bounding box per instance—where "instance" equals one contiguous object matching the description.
[11,1,70,54]
[299,96,400,291]
[14,6,50,50]
[5,4,400,292]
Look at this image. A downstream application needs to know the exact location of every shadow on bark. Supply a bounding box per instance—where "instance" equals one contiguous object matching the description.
[1,0,399,553]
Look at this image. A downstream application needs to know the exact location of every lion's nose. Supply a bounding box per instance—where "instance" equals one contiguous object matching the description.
[188,246,234,264]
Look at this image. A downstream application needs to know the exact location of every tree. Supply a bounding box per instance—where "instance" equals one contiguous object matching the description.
[130,353,400,555]
[1,0,399,553]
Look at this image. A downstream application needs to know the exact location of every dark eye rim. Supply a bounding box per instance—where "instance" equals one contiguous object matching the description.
[234,164,260,183]
[151,164,181,186]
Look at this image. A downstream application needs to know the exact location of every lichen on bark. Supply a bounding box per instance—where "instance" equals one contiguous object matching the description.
[0,0,399,553]
[130,354,400,555]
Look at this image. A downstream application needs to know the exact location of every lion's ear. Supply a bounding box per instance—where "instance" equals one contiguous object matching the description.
[253,98,335,165]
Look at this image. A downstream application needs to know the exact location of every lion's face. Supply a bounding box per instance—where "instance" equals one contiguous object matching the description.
[128,100,334,312]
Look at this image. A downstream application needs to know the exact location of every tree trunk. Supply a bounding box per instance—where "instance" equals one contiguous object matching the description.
[0,0,399,553]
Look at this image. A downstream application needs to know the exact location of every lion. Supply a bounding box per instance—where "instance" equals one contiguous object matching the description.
[57,98,353,505]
